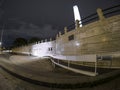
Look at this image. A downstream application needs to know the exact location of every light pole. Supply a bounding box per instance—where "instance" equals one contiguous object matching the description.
[73,5,82,27]
[0,23,5,52]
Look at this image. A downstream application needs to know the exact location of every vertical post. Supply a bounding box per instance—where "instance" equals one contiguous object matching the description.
[51,59,55,68]
[0,24,5,52]
[58,59,59,64]
[56,34,58,39]
[110,56,112,68]
[45,39,47,42]
[75,20,80,29]
[59,31,61,37]
[64,27,67,34]
[38,41,40,43]
[50,38,52,41]
[68,60,70,67]
[53,62,55,68]
[73,5,82,27]
[97,8,105,20]
[41,40,43,43]
[95,61,97,75]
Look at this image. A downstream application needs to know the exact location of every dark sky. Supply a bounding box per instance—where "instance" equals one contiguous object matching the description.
[0,0,120,47]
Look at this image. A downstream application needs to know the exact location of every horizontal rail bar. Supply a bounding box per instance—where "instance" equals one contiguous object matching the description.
[51,59,98,76]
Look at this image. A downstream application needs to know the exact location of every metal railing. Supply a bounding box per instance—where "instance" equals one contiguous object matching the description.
[66,4,120,32]
[103,4,120,17]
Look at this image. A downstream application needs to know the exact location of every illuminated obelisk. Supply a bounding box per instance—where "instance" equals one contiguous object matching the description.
[73,5,82,27]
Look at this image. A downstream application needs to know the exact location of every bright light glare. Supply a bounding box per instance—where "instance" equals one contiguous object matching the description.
[0,42,2,46]
[76,42,80,46]
[31,42,53,57]
[73,5,82,27]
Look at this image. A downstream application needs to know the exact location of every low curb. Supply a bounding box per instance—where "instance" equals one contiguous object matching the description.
[0,64,120,89]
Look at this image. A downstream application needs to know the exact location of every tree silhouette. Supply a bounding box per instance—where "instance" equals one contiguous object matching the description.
[28,37,41,44]
[13,37,28,47]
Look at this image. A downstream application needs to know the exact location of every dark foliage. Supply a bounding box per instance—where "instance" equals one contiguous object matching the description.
[13,37,28,47]
[28,37,41,44]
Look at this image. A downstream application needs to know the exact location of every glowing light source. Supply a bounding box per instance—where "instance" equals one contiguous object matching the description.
[75,41,80,46]
[73,5,82,27]
[31,42,53,57]
[0,42,2,46]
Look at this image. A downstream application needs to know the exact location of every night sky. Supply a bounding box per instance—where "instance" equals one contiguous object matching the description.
[0,0,120,47]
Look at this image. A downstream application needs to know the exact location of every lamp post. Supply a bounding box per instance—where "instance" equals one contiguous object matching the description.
[0,23,5,52]
[73,5,82,27]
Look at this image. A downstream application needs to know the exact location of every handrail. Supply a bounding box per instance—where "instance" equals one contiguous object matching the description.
[104,9,120,16]
[51,58,97,76]
[103,4,120,12]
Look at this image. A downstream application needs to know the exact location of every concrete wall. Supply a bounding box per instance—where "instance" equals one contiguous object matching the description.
[56,14,120,56]
[12,8,120,60]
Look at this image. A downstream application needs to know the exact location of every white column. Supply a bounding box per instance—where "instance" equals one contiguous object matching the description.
[73,5,82,27]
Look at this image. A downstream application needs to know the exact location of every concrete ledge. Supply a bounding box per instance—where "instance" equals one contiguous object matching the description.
[0,65,120,89]
[0,55,120,89]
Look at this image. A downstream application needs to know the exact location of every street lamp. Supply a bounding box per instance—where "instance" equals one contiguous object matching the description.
[0,23,5,52]
[73,5,82,27]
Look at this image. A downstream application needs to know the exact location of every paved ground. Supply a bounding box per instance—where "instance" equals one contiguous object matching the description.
[0,70,14,90]
[0,54,89,83]
[0,53,120,90]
